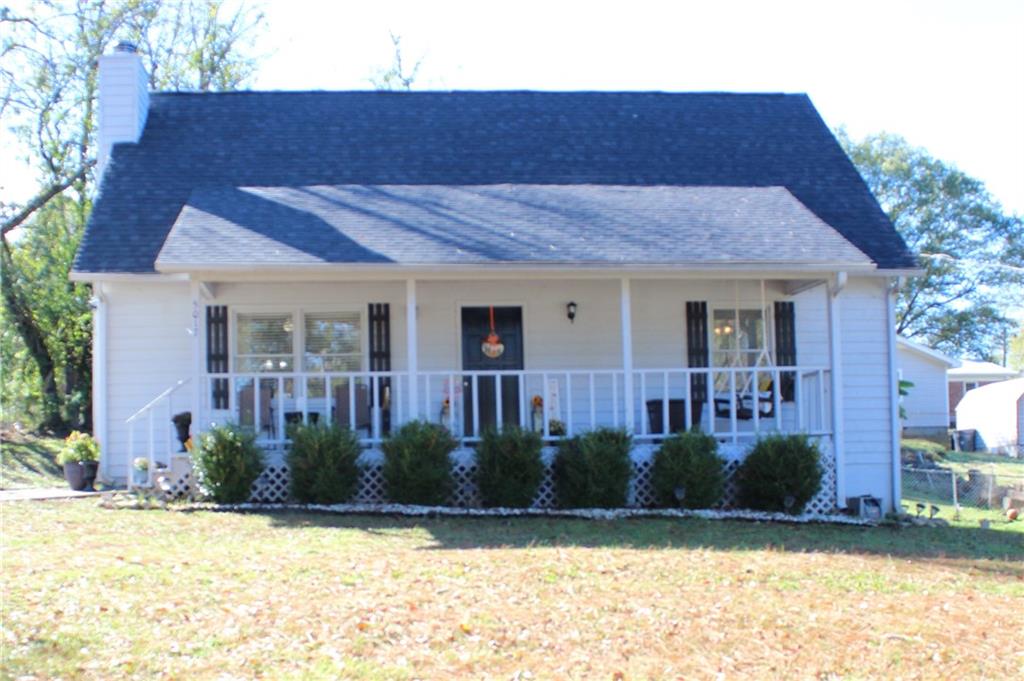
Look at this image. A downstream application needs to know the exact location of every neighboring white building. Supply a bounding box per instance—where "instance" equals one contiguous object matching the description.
[72,45,920,511]
[955,378,1024,456]
[948,360,1021,425]
[895,337,958,442]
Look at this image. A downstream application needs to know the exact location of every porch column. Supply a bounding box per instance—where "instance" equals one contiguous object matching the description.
[828,273,847,508]
[190,281,203,445]
[406,279,419,420]
[620,278,635,433]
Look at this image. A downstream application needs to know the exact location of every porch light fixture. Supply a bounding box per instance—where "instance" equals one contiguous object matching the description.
[566,301,577,323]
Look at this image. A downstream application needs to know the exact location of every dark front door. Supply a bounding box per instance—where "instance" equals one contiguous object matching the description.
[461,306,523,436]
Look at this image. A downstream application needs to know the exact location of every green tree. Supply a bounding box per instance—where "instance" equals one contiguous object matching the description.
[1007,323,1024,372]
[839,131,1024,361]
[0,0,263,431]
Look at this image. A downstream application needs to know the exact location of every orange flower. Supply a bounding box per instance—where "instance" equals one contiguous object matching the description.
[531,395,543,409]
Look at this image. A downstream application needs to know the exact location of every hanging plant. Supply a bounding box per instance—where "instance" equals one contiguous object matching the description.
[481,306,505,359]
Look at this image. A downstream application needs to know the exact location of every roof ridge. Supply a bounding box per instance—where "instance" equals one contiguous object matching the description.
[149,89,803,98]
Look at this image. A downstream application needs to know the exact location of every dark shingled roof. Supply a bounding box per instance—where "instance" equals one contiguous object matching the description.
[75,91,916,273]
[155,184,872,268]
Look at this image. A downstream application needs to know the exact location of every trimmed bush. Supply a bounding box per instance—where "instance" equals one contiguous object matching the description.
[381,420,458,506]
[554,427,632,508]
[193,424,265,503]
[476,426,544,508]
[736,433,822,514]
[650,430,725,509]
[286,422,361,504]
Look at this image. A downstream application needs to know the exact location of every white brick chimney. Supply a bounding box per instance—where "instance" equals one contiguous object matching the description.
[97,41,149,179]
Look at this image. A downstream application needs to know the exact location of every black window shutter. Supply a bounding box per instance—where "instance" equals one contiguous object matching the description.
[686,301,709,404]
[368,303,392,432]
[207,305,229,409]
[774,301,797,402]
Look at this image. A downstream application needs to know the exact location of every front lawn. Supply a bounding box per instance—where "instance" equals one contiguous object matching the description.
[2,501,1021,679]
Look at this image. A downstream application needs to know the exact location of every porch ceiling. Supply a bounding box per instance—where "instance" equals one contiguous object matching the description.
[155,184,874,272]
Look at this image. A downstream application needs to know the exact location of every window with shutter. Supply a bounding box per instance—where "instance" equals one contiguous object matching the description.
[207,306,229,408]
[304,312,362,372]
[235,313,295,372]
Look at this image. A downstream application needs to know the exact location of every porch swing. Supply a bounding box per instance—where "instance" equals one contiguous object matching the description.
[712,280,777,421]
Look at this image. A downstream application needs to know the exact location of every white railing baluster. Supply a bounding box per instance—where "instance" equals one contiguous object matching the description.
[147,409,155,473]
[817,368,826,433]
[662,371,669,436]
[773,368,782,432]
[589,373,596,430]
[278,377,285,445]
[471,374,480,438]
[752,368,760,433]
[127,424,135,490]
[495,373,504,431]
[640,372,647,436]
[729,370,738,444]
[565,372,573,437]
[684,370,692,431]
[448,373,457,434]
[541,372,549,439]
[373,375,382,442]
[518,372,527,429]
[795,369,805,431]
[348,377,356,431]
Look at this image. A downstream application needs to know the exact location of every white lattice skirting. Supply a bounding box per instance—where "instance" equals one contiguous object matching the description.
[169,438,837,514]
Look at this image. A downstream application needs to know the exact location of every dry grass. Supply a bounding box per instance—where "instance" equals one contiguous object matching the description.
[2,500,1022,680]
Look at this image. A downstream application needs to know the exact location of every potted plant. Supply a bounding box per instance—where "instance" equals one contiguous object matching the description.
[171,411,192,452]
[132,457,150,487]
[58,431,101,491]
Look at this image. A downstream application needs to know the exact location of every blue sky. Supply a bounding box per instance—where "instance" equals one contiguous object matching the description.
[2,0,1022,217]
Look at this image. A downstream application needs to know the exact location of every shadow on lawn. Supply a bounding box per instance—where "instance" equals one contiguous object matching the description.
[259,511,1024,566]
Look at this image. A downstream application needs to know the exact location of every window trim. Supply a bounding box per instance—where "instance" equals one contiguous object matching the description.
[231,305,368,374]
[709,306,773,368]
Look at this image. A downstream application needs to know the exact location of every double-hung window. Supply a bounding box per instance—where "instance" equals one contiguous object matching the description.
[234,310,363,373]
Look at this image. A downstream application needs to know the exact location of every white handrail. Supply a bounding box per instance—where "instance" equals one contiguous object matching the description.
[125,378,191,424]
[125,377,191,491]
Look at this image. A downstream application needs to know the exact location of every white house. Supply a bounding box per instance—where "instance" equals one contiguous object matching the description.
[955,378,1024,456]
[72,44,919,511]
[895,337,958,441]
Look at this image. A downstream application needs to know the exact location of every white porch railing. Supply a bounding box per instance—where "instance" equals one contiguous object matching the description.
[125,377,191,489]
[198,365,831,448]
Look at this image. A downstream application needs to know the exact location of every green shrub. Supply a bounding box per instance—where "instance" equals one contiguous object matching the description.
[476,426,544,508]
[57,431,100,465]
[286,422,361,504]
[650,430,725,509]
[736,434,822,514]
[553,427,632,508]
[381,421,458,506]
[193,424,265,503]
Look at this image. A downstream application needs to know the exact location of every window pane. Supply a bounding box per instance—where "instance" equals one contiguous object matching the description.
[304,312,361,372]
[713,309,764,367]
[236,313,294,372]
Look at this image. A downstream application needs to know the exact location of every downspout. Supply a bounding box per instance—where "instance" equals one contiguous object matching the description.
[886,277,903,511]
[828,271,847,508]
[91,284,109,481]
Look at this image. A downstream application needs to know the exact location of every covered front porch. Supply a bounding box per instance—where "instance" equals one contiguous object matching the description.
[192,273,840,447]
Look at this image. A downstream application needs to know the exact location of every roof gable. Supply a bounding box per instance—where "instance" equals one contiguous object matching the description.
[75,91,916,273]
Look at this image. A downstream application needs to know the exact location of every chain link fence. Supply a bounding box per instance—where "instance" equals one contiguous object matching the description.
[902,464,1024,512]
